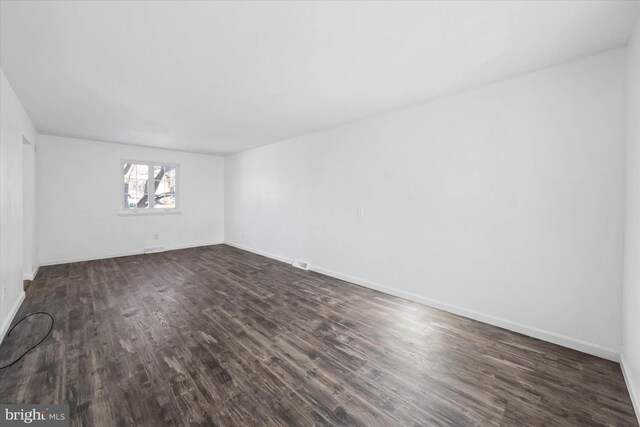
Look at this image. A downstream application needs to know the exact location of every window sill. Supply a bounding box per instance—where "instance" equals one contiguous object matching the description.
[118,210,182,217]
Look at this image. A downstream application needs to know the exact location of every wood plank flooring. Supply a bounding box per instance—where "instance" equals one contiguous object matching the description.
[0,244,637,426]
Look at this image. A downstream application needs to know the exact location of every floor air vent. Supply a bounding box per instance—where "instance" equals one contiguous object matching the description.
[292,259,310,270]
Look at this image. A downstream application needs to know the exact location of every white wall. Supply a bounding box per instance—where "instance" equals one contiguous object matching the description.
[0,69,38,338]
[22,139,37,280]
[38,135,224,265]
[623,17,640,418]
[225,48,627,360]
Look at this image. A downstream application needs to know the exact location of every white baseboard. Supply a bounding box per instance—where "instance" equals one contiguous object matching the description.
[621,353,640,422]
[310,264,619,361]
[0,291,26,346]
[224,241,294,264]
[23,264,40,281]
[40,250,143,266]
[223,241,619,362]
[40,241,225,267]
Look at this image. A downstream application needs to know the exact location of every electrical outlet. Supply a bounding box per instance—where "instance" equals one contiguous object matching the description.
[154,234,159,240]
[357,206,364,218]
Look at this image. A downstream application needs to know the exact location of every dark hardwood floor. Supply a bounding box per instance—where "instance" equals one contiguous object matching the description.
[0,244,637,426]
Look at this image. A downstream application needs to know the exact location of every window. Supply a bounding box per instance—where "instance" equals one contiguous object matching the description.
[122,161,178,211]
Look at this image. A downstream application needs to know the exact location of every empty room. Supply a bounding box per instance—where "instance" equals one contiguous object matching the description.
[1,0,640,425]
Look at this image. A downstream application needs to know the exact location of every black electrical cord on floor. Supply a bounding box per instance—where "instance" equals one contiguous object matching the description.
[0,312,54,369]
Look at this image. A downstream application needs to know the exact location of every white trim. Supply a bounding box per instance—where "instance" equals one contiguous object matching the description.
[23,263,40,281]
[621,353,640,422]
[118,210,182,217]
[39,242,224,267]
[223,241,620,362]
[224,241,293,264]
[310,264,619,361]
[41,249,144,266]
[121,159,180,211]
[0,291,25,346]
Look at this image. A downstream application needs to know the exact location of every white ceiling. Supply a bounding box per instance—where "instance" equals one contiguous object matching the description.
[1,1,639,155]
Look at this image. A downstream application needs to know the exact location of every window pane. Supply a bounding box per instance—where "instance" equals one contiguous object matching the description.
[123,163,149,209]
[164,166,175,180]
[124,193,138,209]
[136,164,149,182]
[123,162,176,211]
[154,165,176,208]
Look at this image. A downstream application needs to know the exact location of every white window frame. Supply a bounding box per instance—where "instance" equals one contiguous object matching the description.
[119,159,180,216]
